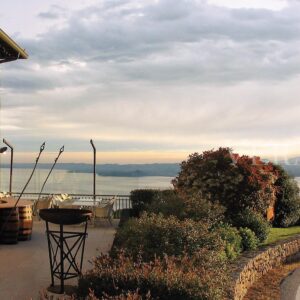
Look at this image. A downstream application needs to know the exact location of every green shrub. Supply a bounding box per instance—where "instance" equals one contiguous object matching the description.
[118,209,136,227]
[216,224,242,260]
[146,190,225,226]
[130,189,159,217]
[181,196,226,226]
[145,190,185,218]
[89,289,151,300]
[239,227,258,250]
[233,208,270,242]
[273,165,300,227]
[111,213,224,261]
[78,252,228,300]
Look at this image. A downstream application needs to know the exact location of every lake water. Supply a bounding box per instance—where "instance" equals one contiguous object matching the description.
[1,168,300,196]
[0,168,173,195]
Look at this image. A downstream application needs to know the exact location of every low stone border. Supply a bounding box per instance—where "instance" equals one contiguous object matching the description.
[231,234,300,300]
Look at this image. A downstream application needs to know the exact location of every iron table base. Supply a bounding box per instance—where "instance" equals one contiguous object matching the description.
[45,221,88,294]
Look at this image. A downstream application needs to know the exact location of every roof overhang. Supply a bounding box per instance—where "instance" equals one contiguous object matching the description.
[0,28,28,64]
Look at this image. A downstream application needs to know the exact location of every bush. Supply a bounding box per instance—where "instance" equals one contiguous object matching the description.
[89,289,151,300]
[172,148,278,217]
[233,209,270,242]
[130,189,159,217]
[216,224,242,260]
[181,196,226,226]
[78,252,229,300]
[111,213,224,261]
[239,228,258,251]
[146,190,225,226]
[145,190,185,219]
[118,209,136,227]
[273,165,300,227]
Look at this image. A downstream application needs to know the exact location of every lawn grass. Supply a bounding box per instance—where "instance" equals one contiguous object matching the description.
[263,226,300,245]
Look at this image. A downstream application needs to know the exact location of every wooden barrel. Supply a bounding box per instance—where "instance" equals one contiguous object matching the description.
[18,206,33,241]
[0,208,19,244]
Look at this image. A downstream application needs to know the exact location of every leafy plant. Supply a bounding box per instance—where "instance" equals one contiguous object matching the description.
[111,213,224,261]
[130,189,159,217]
[216,224,242,260]
[118,209,136,227]
[78,252,228,300]
[181,195,226,226]
[172,148,278,217]
[239,227,258,250]
[145,189,185,219]
[273,164,300,227]
[233,208,270,242]
[146,190,225,226]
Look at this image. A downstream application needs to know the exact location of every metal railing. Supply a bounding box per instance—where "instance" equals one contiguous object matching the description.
[11,192,132,218]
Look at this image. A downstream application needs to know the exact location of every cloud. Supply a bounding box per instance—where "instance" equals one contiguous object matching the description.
[2,0,300,161]
[38,6,64,20]
[7,0,300,86]
[208,0,288,10]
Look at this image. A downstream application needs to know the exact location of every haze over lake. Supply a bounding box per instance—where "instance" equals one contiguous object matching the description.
[0,168,173,195]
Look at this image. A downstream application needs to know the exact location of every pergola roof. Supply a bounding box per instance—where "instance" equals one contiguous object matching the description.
[0,28,28,64]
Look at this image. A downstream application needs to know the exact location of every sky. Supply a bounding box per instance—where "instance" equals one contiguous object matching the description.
[0,0,300,164]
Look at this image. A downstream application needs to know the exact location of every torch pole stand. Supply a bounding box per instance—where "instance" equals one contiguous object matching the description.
[45,221,88,294]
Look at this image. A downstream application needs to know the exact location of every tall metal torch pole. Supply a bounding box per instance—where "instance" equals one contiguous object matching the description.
[90,139,96,214]
[3,138,13,195]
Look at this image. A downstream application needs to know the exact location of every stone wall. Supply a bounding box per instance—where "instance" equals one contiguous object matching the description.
[231,234,300,300]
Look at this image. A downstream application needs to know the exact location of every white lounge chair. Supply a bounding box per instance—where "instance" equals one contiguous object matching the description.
[94,197,116,226]
[51,193,74,207]
[0,191,9,198]
[33,196,53,220]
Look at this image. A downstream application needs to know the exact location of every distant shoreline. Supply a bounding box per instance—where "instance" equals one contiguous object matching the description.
[1,163,180,177]
[3,162,300,177]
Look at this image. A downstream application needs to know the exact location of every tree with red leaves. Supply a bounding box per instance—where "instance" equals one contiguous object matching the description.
[172,148,278,217]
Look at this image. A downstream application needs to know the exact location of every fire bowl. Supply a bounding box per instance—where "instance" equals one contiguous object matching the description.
[39,208,92,225]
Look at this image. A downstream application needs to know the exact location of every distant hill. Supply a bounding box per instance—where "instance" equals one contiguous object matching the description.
[270,157,300,177]
[278,164,300,177]
[6,159,300,178]
[279,157,300,165]
[1,163,180,177]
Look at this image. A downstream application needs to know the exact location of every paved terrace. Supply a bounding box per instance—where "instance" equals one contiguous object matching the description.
[0,220,117,300]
